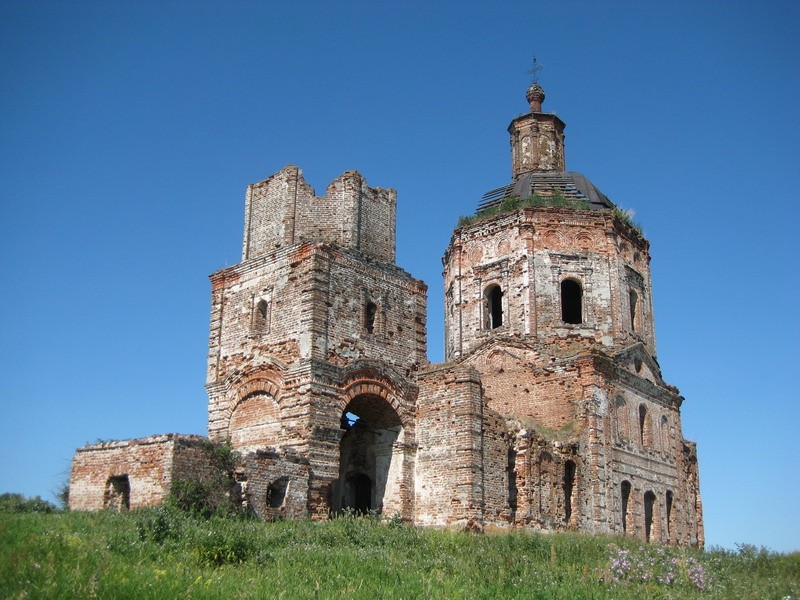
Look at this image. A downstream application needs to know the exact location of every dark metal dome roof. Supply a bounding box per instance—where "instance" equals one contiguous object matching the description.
[477,171,615,213]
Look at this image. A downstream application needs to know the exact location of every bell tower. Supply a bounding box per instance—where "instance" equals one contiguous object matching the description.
[205,166,427,518]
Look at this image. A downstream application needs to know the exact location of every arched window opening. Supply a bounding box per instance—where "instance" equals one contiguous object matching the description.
[561,279,582,324]
[639,404,651,448]
[484,284,503,329]
[364,301,377,334]
[563,460,576,525]
[104,475,130,511]
[538,452,555,518]
[507,447,518,513]
[665,490,674,543]
[615,397,628,442]
[621,480,631,534]
[252,298,270,332]
[267,477,289,509]
[644,491,657,542]
[629,290,638,332]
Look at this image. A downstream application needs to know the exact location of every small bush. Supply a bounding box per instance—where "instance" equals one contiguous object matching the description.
[208,439,238,472]
[134,505,186,544]
[387,512,405,528]
[56,481,70,509]
[168,441,246,519]
[193,520,262,567]
[170,479,219,518]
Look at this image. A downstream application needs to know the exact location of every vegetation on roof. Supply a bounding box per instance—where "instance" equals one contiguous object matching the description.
[612,206,644,235]
[456,192,644,236]
[457,192,591,227]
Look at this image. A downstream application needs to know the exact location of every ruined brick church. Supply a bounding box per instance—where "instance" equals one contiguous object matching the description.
[70,83,703,546]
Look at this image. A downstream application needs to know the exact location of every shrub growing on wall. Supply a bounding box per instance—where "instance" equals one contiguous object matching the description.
[169,441,246,519]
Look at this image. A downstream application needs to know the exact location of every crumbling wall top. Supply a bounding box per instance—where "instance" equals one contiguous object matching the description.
[242,165,396,264]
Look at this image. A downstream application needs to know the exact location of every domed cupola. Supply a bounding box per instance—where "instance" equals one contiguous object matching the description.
[508,83,566,178]
[480,84,615,215]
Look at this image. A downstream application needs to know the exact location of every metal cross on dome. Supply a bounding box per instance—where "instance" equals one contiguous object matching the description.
[527,56,544,83]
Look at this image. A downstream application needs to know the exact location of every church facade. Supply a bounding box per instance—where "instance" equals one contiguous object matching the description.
[69,84,703,546]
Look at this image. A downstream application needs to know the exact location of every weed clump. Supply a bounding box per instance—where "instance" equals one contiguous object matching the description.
[135,504,186,544]
[612,206,644,234]
[193,520,264,566]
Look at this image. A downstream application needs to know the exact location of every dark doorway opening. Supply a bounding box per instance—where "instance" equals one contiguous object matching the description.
[507,447,518,514]
[638,404,648,447]
[104,475,130,511]
[267,477,289,508]
[348,473,372,514]
[364,302,377,334]
[629,290,638,331]
[666,490,674,543]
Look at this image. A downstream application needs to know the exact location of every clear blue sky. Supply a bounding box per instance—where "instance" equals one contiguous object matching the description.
[2,1,798,553]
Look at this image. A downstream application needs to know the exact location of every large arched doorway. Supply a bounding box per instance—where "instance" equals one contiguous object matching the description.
[336,394,405,516]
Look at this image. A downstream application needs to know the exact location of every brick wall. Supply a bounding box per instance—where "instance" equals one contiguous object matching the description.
[238,449,310,520]
[444,207,655,362]
[69,434,213,511]
[414,365,486,527]
[481,408,514,524]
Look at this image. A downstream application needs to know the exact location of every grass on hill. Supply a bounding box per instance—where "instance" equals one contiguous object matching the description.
[1,506,798,599]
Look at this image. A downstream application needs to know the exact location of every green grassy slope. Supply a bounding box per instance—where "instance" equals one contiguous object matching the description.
[1,509,797,599]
